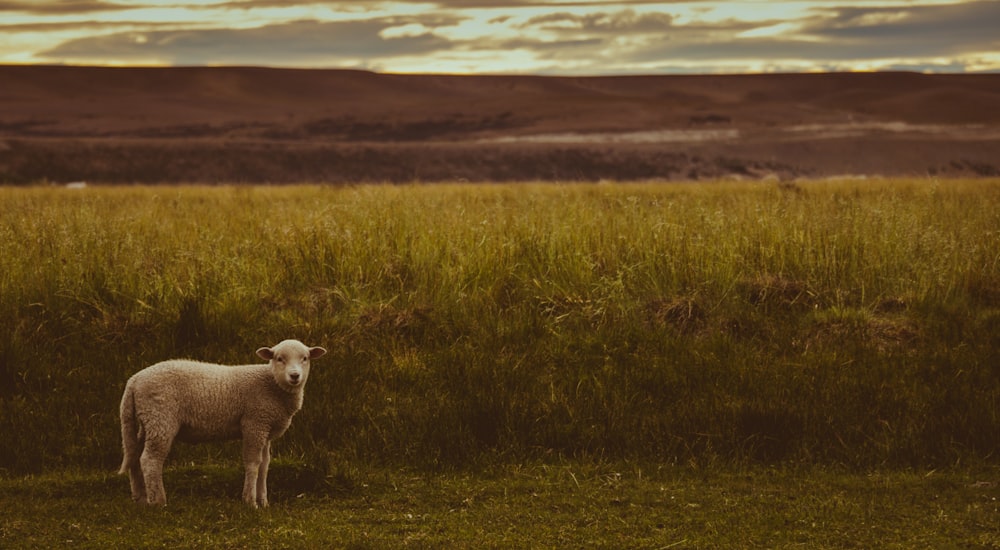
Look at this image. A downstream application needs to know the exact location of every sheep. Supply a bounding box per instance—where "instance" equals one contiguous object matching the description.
[118,339,327,507]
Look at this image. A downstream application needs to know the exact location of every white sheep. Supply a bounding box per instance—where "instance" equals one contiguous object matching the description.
[118,339,327,507]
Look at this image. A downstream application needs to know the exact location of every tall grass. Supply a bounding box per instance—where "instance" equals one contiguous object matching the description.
[1,180,998,474]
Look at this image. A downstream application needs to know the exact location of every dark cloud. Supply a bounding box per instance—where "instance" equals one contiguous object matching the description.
[425,0,678,6]
[40,17,458,65]
[203,0,692,8]
[0,0,130,14]
[605,1,1000,70]
[0,20,179,32]
[806,1,1000,55]
[207,0,384,6]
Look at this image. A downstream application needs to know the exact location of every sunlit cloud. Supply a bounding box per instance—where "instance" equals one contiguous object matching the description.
[1,1,998,73]
[41,17,458,66]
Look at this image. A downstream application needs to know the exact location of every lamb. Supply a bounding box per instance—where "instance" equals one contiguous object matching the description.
[118,339,327,507]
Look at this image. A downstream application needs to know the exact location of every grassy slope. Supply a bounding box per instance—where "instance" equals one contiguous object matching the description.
[0,180,998,475]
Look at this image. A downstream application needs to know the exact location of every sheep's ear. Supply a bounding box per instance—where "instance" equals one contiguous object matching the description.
[309,347,327,360]
[256,347,275,360]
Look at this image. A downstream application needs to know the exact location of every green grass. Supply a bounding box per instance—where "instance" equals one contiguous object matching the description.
[0,179,998,476]
[2,462,998,548]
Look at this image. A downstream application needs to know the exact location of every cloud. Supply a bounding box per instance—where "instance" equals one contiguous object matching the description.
[39,17,459,65]
[0,0,131,14]
[606,1,1000,71]
[502,36,604,53]
[805,1,1000,56]
[180,0,699,9]
[0,20,179,32]
[423,0,682,6]
[8,1,1000,73]
[519,9,674,33]
[499,7,760,70]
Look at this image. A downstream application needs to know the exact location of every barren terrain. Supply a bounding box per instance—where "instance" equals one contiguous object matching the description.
[1,66,998,183]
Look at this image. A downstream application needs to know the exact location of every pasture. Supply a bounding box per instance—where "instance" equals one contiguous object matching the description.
[2,463,998,547]
[0,179,998,545]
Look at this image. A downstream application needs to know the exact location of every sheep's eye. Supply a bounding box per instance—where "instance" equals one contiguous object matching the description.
[276,356,285,363]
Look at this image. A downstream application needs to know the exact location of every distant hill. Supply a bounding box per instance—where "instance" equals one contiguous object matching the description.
[1,66,999,183]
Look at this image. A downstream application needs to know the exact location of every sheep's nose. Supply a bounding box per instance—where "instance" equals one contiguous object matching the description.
[289,372,300,382]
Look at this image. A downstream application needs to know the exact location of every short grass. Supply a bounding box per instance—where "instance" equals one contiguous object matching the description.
[2,462,998,548]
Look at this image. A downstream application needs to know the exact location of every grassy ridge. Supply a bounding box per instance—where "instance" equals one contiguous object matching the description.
[0,180,998,474]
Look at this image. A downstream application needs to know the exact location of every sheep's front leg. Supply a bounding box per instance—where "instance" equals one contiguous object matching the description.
[241,435,267,508]
[256,441,271,508]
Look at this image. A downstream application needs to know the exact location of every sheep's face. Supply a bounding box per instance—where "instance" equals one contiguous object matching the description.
[256,340,327,392]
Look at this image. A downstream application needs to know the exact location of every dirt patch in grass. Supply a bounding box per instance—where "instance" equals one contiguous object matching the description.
[738,275,817,311]
[645,297,707,333]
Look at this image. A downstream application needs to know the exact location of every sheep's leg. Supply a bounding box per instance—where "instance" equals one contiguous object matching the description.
[140,435,172,506]
[127,455,147,503]
[120,387,147,502]
[256,441,271,508]
[128,467,147,501]
[241,435,267,508]
[124,427,147,502]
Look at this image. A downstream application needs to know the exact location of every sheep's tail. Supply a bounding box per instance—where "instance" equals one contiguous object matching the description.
[118,380,140,475]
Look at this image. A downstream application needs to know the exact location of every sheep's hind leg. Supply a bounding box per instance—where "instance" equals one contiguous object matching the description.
[127,459,147,503]
[139,436,172,506]
[123,426,147,502]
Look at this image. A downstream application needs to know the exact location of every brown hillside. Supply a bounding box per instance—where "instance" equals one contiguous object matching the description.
[1,66,998,183]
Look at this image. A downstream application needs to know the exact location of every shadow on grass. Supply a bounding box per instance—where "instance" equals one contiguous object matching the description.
[161,460,359,504]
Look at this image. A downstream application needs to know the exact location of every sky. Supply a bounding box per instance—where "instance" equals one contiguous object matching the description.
[1,1,998,74]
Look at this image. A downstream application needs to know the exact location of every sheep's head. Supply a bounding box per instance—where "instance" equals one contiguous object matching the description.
[256,339,327,392]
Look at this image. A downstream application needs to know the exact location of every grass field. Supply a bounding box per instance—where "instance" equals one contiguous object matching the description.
[0,179,998,545]
[2,462,998,548]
